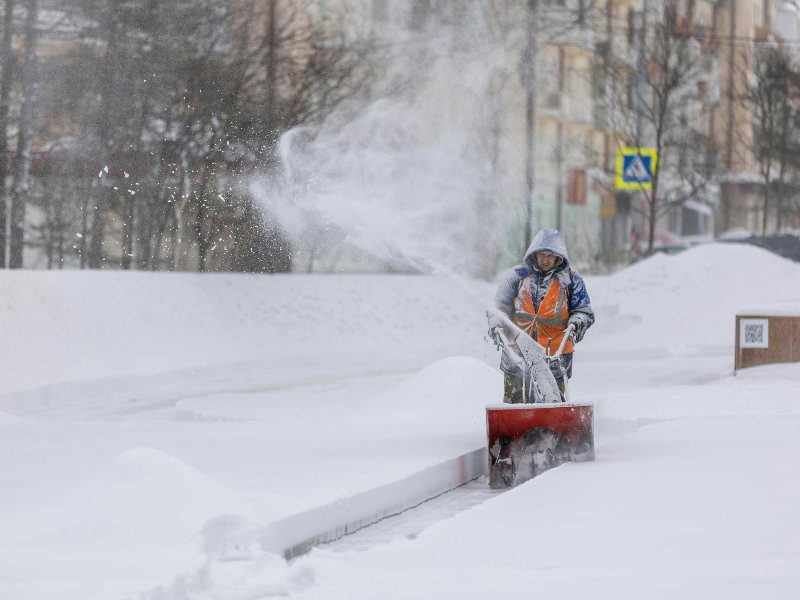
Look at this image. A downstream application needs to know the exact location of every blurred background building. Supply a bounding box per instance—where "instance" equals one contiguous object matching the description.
[1,0,799,274]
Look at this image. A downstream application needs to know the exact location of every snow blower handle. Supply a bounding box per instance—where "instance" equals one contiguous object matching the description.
[486,310,526,370]
[550,323,576,360]
[487,310,515,346]
[486,309,563,404]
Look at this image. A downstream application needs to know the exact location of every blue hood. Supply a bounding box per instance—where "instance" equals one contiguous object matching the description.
[524,228,570,271]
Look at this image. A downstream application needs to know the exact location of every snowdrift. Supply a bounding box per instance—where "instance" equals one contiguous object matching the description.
[2,242,796,397]
[584,243,800,356]
[0,447,256,550]
[0,271,493,395]
[2,242,800,600]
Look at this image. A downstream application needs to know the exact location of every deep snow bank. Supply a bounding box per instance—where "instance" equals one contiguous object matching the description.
[3,243,797,395]
[2,243,800,600]
[176,355,499,427]
[3,243,797,396]
[583,243,800,356]
[0,447,257,551]
[0,271,493,394]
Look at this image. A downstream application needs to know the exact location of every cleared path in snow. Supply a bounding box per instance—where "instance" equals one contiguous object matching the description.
[322,477,500,553]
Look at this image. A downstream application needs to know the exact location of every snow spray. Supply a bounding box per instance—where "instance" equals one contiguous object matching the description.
[250,7,522,279]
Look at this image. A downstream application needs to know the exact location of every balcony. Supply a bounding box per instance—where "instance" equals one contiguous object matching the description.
[538,91,594,126]
[671,13,693,37]
[593,102,607,130]
[692,25,721,51]
[555,27,596,53]
[564,95,594,124]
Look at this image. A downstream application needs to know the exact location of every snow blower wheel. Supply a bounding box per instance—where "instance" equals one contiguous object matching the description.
[489,435,516,489]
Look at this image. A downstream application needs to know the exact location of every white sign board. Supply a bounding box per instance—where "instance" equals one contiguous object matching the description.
[740,318,769,348]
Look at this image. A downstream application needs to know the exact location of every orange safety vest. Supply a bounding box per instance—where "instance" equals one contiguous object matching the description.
[512,275,574,355]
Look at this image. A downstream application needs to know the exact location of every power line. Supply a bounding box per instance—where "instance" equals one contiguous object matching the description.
[593,13,800,46]
[363,11,800,52]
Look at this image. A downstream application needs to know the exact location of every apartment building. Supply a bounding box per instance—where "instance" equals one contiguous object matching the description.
[351,0,730,265]
[713,0,800,235]
[347,1,613,268]
[509,0,722,263]
[11,0,796,272]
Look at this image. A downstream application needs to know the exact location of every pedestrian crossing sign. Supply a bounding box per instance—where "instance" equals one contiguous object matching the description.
[616,147,658,190]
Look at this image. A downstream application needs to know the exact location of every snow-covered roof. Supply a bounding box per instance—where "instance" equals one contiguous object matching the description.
[718,171,766,185]
[737,303,800,317]
[683,199,714,215]
[718,227,756,240]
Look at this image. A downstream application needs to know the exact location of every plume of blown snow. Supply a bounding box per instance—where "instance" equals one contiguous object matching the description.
[252,11,518,278]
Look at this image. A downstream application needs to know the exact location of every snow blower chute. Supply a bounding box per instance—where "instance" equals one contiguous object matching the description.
[487,312,594,489]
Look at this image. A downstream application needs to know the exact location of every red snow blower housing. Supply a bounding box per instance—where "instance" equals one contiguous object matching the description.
[487,313,595,488]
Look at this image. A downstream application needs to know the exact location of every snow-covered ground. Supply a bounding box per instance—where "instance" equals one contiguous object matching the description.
[1,243,800,599]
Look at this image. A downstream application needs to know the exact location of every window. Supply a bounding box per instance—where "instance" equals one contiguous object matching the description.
[627,8,635,45]
[373,0,389,23]
[753,0,764,27]
[566,169,587,205]
[408,0,431,31]
[695,2,712,27]
[626,74,635,111]
[591,63,606,99]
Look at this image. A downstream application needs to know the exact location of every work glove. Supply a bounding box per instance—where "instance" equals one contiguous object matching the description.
[567,312,592,344]
[486,311,508,346]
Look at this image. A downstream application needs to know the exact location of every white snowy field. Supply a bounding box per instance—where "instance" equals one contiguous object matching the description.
[1,242,799,599]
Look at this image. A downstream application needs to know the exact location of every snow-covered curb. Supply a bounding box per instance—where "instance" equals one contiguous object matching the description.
[142,447,488,599]
[264,447,487,558]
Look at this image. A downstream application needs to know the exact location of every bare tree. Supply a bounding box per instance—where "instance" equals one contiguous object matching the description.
[604,7,718,255]
[0,0,15,268]
[6,0,382,273]
[742,44,800,238]
[26,158,87,268]
[40,0,229,269]
[517,0,597,249]
[9,0,38,268]
[173,0,377,272]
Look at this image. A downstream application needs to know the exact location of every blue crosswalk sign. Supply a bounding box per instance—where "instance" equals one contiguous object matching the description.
[616,147,658,190]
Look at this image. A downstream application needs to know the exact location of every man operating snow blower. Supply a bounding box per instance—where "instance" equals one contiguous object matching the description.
[490,228,594,403]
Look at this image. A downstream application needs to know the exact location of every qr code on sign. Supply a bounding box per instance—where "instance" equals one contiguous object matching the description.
[744,324,764,344]
[740,319,769,348]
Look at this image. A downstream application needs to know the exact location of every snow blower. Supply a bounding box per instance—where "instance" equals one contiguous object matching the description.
[486,312,594,489]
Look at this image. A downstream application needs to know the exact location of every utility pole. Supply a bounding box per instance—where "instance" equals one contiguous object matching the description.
[10,0,38,269]
[555,122,563,230]
[555,46,565,231]
[265,0,277,123]
[633,0,649,253]
[635,0,648,145]
[0,0,14,268]
[523,0,539,251]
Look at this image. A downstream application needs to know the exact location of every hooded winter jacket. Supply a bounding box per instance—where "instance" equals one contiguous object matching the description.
[494,229,594,376]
